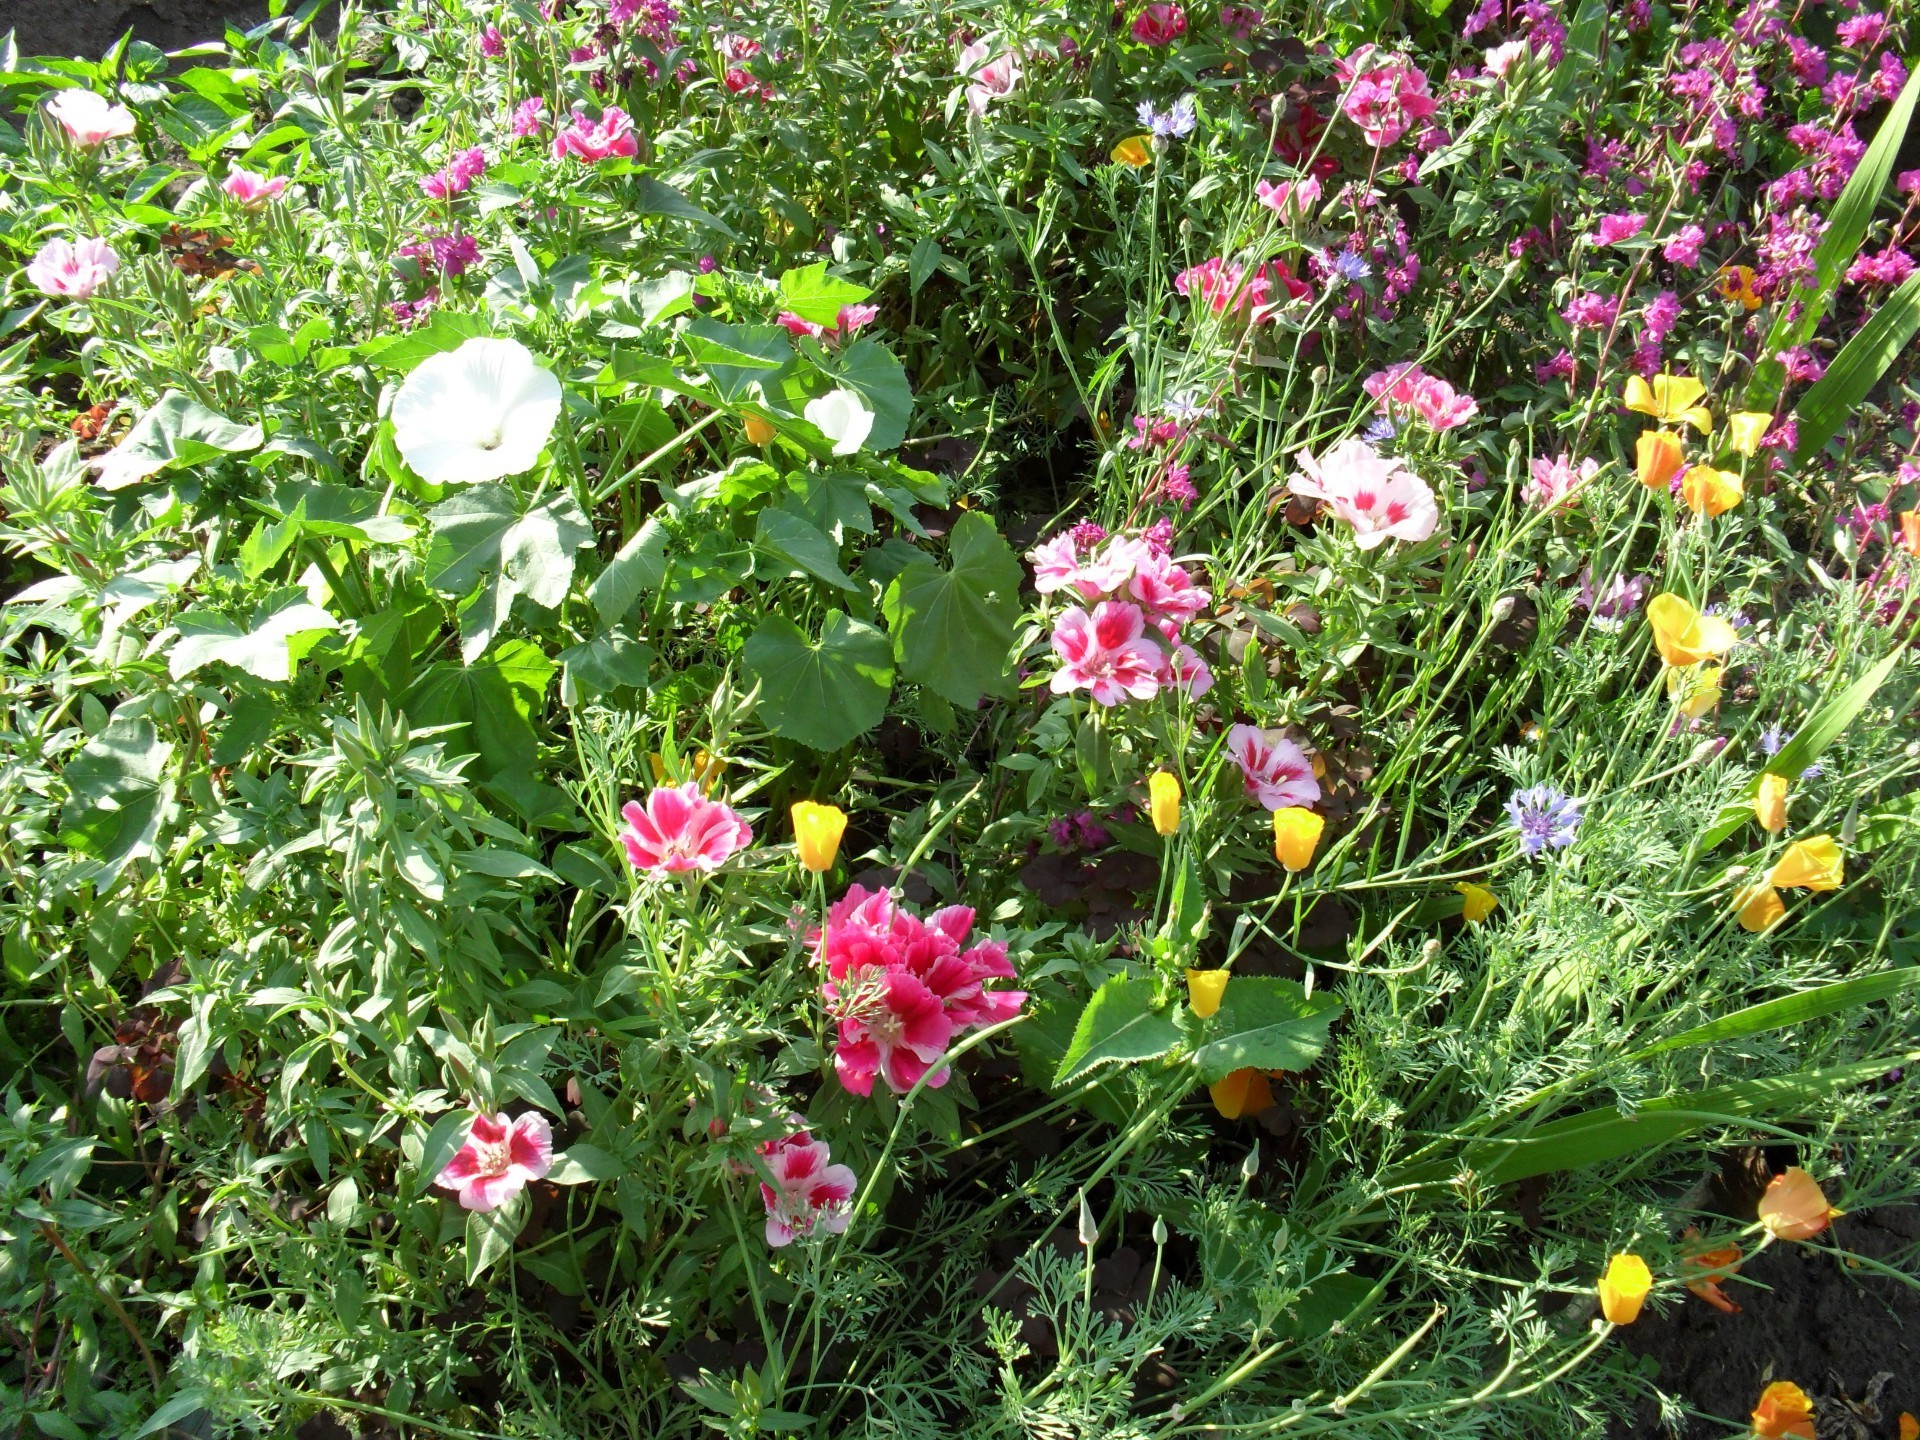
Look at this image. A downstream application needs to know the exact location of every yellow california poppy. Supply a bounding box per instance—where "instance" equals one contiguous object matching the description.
[1752,1380,1815,1439]
[1209,1067,1273,1119]
[1902,511,1920,557]
[1636,429,1686,491]
[1735,882,1784,932]
[790,801,849,873]
[1111,134,1153,167]
[1646,594,1739,668]
[1680,464,1743,516]
[1272,807,1324,873]
[1717,264,1762,310]
[1185,968,1228,1019]
[1769,835,1842,891]
[1754,773,1788,834]
[1624,373,1713,432]
[1455,881,1498,923]
[1726,411,1771,457]
[1597,1253,1652,1325]
[1149,771,1181,836]
[1757,1167,1837,1242]
[743,414,777,445]
[1665,663,1723,718]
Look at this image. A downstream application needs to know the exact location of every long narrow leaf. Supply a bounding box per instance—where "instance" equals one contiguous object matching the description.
[1794,272,1920,461]
[1628,968,1920,1062]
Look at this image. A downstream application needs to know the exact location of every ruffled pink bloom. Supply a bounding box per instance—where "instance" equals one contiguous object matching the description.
[760,1131,857,1245]
[45,90,136,147]
[1254,175,1321,219]
[1593,212,1646,246]
[1333,46,1436,148]
[1131,3,1188,45]
[619,783,753,873]
[26,237,119,299]
[1524,453,1599,509]
[1483,39,1530,78]
[1662,224,1705,267]
[1175,257,1308,319]
[1364,364,1476,431]
[1291,438,1438,549]
[553,106,638,162]
[511,97,548,137]
[221,166,285,209]
[435,1111,554,1211]
[1129,552,1210,625]
[1227,724,1321,810]
[958,38,1023,115]
[1049,602,1165,705]
[421,146,487,199]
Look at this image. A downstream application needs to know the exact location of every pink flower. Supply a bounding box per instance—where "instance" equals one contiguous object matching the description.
[1160,642,1215,699]
[553,106,639,163]
[481,25,506,56]
[724,67,758,94]
[1593,212,1646,246]
[1049,602,1165,705]
[1227,724,1321,810]
[1220,4,1261,40]
[1483,39,1530,78]
[1175,257,1307,319]
[619,783,753,873]
[958,38,1023,114]
[1333,46,1436,148]
[220,166,285,210]
[1131,4,1188,45]
[1661,225,1705,268]
[719,33,761,63]
[1129,552,1210,625]
[45,90,136,147]
[26,237,119,299]
[511,97,548,138]
[775,303,879,345]
[1254,175,1322,219]
[435,1111,554,1211]
[1290,438,1439,549]
[760,1131,857,1245]
[1363,365,1477,430]
[836,302,878,335]
[1029,533,1146,600]
[1524,453,1599,509]
[1363,362,1429,408]
[421,147,486,199]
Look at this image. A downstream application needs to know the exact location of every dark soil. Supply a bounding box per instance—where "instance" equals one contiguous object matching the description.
[1618,1206,1920,1438]
[0,0,266,59]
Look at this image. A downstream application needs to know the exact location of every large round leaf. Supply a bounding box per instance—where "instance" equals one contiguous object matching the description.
[743,610,894,751]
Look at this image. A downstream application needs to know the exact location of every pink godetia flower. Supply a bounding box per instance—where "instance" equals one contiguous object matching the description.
[1129,551,1210,625]
[719,33,761,63]
[1333,46,1436,148]
[1131,4,1188,45]
[1361,364,1478,431]
[819,886,1026,1096]
[1483,39,1530,78]
[1524,453,1600,509]
[1289,438,1440,549]
[45,89,136,147]
[552,106,639,163]
[1663,223,1706,268]
[26,237,119,299]
[220,166,286,209]
[481,24,506,56]
[1576,566,1649,629]
[775,303,879,344]
[1049,602,1165,705]
[619,783,753,874]
[1029,532,1149,600]
[421,146,487,200]
[1174,256,1310,320]
[435,1111,554,1211]
[1593,212,1647,247]
[1159,641,1215,699]
[511,97,548,138]
[759,1130,857,1246]
[1227,724,1321,810]
[1254,175,1322,220]
[958,38,1023,115]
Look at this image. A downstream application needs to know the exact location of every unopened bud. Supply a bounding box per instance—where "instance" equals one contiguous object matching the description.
[1152,1215,1168,1246]
[1241,1142,1260,1181]
[1077,1191,1097,1247]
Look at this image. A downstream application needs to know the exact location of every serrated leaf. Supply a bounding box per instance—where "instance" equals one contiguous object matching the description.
[882,511,1020,705]
[1052,975,1181,1088]
[589,516,671,626]
[742,610,893,751]
[1190,977,1341,1083]
[755,506,858,591]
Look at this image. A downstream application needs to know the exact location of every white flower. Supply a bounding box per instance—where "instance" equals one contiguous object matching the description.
[391,337,563,485]
[804,388,874,455]
[45,90,136,147]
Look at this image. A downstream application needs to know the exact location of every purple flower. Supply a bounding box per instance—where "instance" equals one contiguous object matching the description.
[481,25,505,56]
[1331,249,1371,282]
[1137,94,1198,140]
[1593,212,1646,247]
[1662,224,1705,268]
[1760,726,1822,778]
[1576,566,1649,629]
[1561,291,1618,329]
[1506,785,1582,856]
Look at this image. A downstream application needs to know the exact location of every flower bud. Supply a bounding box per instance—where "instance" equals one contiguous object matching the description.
[790,800,849,873]
[1149,771,1181,836]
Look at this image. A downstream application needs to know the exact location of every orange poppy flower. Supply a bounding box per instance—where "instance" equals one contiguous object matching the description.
[1636,429,1686,490]
[1681,1231,1742,1313]
[1769,835,1842,892]
[1455,881,1498,923]
[1681,464,1743,516]
[1597,1253,1652,1324]
[1111,134,1153,167]
[1901,511,1920,557]
[1735,882,1785,933]
[1753,773,1788,834]
[1209,1067,1273,1119]
[1751,1380,1814,1439]
[1759,1167,1837,1241]
[1898,1413,1917,1440]
[1272,807,1324,873]
[1717,265,1762,310]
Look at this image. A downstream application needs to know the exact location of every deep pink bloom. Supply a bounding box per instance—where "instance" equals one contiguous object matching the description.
[1129,551,1210,624]
[619,783,753,873]
[1561,291,1619,329]
[1662,224,1706,268]
[1131,4,1188,45]
[1254,175,1321,219]
[775,303,878,344]
[1333,46,1436,148]
[421,147,486,199]
[1226,724,1320,810]
[221,166,285,209]
[26,237,119,299]
[1175,256,1306,319]
[1593,212,1646,247]
[759,1131,857,1245]
[45,89,136,147]
[1847,246,1915,288]
[1049,602,1164,705]
[1524,453,1598,509]
[481,25,506,56]
[552,106,638,163]
[435,1111,554,1211]
[1290,438,1439,549]
[511,97,548,137]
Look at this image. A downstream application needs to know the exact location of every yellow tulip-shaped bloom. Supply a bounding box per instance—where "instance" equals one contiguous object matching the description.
[1758,1167,1837,1242]
[1665,663,1723,718]
[1754,773,1788,834]
[1149,771,1181,836]
[1111,133,1153,167]
[1186,968,1229,1019]
[1624,373,1713,433]
[1680,464,1743,516]
[1646,594,1739,668]
[1597,1253,1652,1325]
[1717,264,1762,311]
[743,414,777,445]
[1752,1380,1816,1439]
[1902,511,1920,557]
[1455,881,1498,923]
[791,801,848,873]
[1726,411,1771,457]
[1770,835,1842,891]
[1636,429,1686,491]
[1209,1067,1273,1119]
[1272,807,1324,873]
[1735,882,1785,932]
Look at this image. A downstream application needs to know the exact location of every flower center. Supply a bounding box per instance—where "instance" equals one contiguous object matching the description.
[471,1137,512,1177]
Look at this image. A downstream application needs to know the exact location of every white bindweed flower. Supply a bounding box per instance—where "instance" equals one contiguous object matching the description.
[391,337,563,485]
[804,388,873,456]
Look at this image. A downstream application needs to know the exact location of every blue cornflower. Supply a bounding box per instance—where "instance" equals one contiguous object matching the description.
[1759,725,1821,777]
[1331,249,1372,283]
[1506,785,1583,857]
[1362,415,1398,445]
[1136,94,1198,140]
[1163,387,1209,421]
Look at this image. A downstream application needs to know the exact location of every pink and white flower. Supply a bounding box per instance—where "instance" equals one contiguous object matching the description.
[45,89,136,147]
[1029,533,1148,600]
[719,34,762,63]
[958,38,1023,115]
[1333,46,1436,148]
[221,166,286,209]
[435,1111,554,1211]
[552,106,638,163]
[775,303,879,344]
[1049,602,1165,705]
[1227,725,1321,810]
[1254,175,1322,219]
[1175,257,1309,319]
[1129,552,1210,625]
[1524,453,1599,509]
[1362,364,1478,430]
[760,1130,857,1246]
[619,783,753,874]
[1290,438,1439,549]
[26,237,119,299]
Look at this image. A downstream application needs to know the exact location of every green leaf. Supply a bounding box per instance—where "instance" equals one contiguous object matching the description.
[94,391,264,490]
[1052,975,1182,1088]
[756,506,858,591]
[633,176,737,236]
[742,610,893,751]
[1628,968,1920,1063]
[588,517,671,626]
[414,1110,473,1179]
[882,511,1021,706]
[1190,977,1342,1084]
[59,715,175,885]
[777,259,873,327]
[425,484,594,662]
[358,307,490,372]
[466,1192,526,1282]
[1794,272,1920,461]
[405,638,556,781]
[558,626,654,705]
[818,337,911,452]
[170,594,339,682]
[548,1143,623,1184]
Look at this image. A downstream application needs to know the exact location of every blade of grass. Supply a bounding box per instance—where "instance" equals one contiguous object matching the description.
[1793,272,1920,462]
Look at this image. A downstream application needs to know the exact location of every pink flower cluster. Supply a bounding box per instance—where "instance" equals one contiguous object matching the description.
[1290,438,1439,549]
[421,146,487,200]
[553,106,638,163]
[1174,256,1309,320]
[1333,45,1437,148]
[512,98,548,138]
[1031,530,1213,706]
[435,1110,554,1211]
[776,304,879,344]
[1361,364,1478,431]
[759,1129,857,1245]
[27,237,119,299]
[818,886,1026,1096]
[1227,725,1320,810]
[620,783,753,873]
[1524,453,1599,509]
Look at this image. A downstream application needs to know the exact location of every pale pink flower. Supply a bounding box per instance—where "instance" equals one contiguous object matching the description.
[619,783,753,873]
[552,106,639,162]
[958,38,1023,115]
[1227,724,1321,810]
[1524,453,1599,509]
[26,237,119,299]
[1049,602,1165,705]
[1409,375,1477,430]
[760,1131,857,1245]
[1254,175,1322,219]
[1483,40,1530,78]
[220,166,285,209]
[1333,46,1436,148]
[435,1111,554,1211]
[1029,533,1146,600]
[45,89,136,147]
[1131,3,1188,45]
[719,33,761,63]
[1128,552,1210,625]
[1363,362,1429,408]
[1290,438,1439,549]
[1160,642,1215,699]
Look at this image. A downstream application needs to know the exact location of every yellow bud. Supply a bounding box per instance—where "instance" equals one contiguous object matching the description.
[1185,968,1228,1019]
[1272,807,1324,873]
[743,414,777,445]
[790,801,849,873]
[1726,411,1771,457]
[1454,881,1498,924]
[1148,771,1181,837]
[1754,772,1788,834]
[1597,1253,1652,1325]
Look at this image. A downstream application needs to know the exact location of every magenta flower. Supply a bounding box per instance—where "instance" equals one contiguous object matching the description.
[1227,725,1320,811]
[1254,175,1321,220]
[221,166,286,210]
[421,146,487,200]
[1333,46,1436,148]
[1049,602,1165,705]
[760,1131,857,1246]
[26,237,119,299]
[957,38,1023,115]
[45,89,136,147]
[480,24,505,56]
[1174,256,1307,318]
[831,969,953,1094]
[1129,551,1210,625]
[619,783,753,874]
[1593,212,1646,247]
[1290,438,1439,549]
[1131,3,1188,45]
[1560,291,1619,329]
[1662,224,1706,268]
[435,1111,554,1211]
[552,106,638,163]
[774,303,878,345]
[1524,453,1599,509]
[511,97,548,138]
